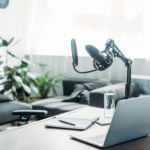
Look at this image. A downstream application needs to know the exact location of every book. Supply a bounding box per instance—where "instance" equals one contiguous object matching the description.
[45,116,99,130]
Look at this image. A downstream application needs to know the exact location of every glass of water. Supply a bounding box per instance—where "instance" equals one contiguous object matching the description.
[104,92,116,118]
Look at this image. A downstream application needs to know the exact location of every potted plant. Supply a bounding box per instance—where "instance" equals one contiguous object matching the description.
[0,37,38,102]
[0,60,38,102]
[35,64,63,99]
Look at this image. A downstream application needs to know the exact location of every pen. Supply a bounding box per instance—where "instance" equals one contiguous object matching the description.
[59,120,76,126]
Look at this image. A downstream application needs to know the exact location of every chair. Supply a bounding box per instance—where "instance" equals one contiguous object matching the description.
[0,94,47,125]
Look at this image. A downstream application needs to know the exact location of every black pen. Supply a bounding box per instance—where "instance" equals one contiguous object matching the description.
[59,120,76,126]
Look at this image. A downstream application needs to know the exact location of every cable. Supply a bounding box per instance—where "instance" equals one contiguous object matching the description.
[73,63,97,74]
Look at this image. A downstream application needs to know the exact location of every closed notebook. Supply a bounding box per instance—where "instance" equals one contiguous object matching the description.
[45,117,99,130]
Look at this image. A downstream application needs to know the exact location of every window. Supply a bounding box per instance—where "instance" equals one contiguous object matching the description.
[31,0,150,58]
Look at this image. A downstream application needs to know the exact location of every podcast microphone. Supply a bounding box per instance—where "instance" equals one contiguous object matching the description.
[71,38,132,99]
[85,45,114,71]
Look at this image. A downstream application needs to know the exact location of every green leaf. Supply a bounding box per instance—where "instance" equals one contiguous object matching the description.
[17,67,28,74]
[31,85,39,95]
[8,37,14,45]
[21,59,31,66]
[4,66,12,72]
[52,87,57,96]
[4,82,12,91]
[2,39,9,46]
[7,50,17,58]
[27,72,37,80]
[13,75,23,88]
[20,60,28,68]
[13,75,22,83]
[22,84,31,94]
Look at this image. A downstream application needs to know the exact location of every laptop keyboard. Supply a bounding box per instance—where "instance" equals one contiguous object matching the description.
[88,135,106,144]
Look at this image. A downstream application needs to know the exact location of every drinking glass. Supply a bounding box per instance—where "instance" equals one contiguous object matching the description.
[104,92,116,118]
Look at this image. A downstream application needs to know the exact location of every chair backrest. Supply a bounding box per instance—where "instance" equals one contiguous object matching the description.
[0,101,31,125]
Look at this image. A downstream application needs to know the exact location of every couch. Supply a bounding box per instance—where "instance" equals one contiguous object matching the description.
[32,77,113,117]
[32,75,150,117]
[1,75,148,124]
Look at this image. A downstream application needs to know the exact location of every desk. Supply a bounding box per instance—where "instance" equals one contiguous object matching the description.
[0,106,150,150]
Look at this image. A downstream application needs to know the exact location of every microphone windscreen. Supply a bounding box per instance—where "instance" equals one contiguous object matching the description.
[71,39,78,66]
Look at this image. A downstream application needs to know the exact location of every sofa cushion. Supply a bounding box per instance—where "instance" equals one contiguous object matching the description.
[0,94,13,103]
[71,80,111,104]
[32,100,85,117]
[83,80,110,91]
[62,78,111,96]
[80,90,90,104]
[63,78,101,96]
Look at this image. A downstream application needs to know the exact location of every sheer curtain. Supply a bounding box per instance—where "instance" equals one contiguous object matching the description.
[1,0,150,93]
[28,0,150,86]
[0,0,37,57]
[30,0,150,58]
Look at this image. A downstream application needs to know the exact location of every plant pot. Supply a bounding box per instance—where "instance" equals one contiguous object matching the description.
[29,97,53,103]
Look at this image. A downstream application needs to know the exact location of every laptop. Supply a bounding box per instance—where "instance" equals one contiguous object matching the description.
[71,96,150,148]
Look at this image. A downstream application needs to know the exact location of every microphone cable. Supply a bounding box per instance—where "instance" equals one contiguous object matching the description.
[72,63,97,74]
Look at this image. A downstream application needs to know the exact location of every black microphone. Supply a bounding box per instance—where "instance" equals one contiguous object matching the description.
[71,39,78,66]
[85,45,114,71]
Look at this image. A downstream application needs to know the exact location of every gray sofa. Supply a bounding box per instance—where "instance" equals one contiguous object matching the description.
[32,78,114,117]
[1,75,148,124]
[32,75,149,117]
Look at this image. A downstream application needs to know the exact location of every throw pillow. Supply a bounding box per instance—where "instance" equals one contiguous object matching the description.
[70,84,85,98]
[83,80,110,91]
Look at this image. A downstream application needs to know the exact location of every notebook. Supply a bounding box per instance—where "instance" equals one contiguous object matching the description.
[45,116,99,130]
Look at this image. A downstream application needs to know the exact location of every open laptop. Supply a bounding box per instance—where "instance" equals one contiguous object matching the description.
[71,96,150,148]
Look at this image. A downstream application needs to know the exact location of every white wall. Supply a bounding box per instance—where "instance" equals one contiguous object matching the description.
[31,55,150,80]
[31,55,133,80]
[30,55,150,95]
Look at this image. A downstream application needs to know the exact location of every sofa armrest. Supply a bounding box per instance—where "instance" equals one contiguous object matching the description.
[89,83,127,108]
[89,82,138,108]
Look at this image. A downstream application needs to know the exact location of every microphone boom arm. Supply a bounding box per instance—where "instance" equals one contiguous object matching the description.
[105,39,132,99]
[105,39,132,66]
